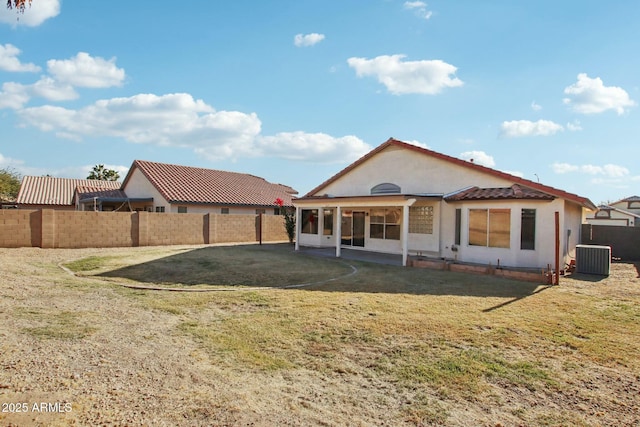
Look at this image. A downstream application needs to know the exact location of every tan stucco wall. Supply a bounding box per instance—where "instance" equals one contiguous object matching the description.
[315,145,513,197]
[444,198,575,269]
[300,144,589,270]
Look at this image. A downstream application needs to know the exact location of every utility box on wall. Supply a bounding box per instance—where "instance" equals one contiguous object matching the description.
[575,244,611,276]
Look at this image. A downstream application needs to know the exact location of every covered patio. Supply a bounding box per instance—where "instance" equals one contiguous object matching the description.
[293,194,442,266]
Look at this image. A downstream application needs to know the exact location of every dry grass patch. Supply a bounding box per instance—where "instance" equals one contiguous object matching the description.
[5,245,640,426]
[14,307,98,340]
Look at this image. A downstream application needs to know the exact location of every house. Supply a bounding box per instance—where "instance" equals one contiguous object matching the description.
[74,185,153,212]
[293,138,596,268]
[120,160,297,214]
[16,176,123,210]
[17,162,297,214]
[586,196,640,227]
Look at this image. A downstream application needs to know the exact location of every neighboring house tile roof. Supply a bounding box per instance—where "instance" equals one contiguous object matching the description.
[305,138,596,210]
[612,195,640,204]
[75,186,128,201]
[593,205,640,219]
[445,184,556,202]
[123,160,298,207]
[17,176,121,206]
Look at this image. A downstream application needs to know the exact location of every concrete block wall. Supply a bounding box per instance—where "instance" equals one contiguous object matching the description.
[0,209,291,248]
[0,210,39,247]
[210,214,257,243]
[51,211,135,248]
[143,212,208,246]
[261,214,290,242]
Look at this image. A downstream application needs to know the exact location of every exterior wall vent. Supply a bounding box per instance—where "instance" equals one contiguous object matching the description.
[371,183,401,195]
[575,244,611,275]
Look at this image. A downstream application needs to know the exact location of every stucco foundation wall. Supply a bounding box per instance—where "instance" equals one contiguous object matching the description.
[0,210,290,248]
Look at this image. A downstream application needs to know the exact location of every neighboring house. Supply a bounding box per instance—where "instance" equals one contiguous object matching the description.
[74,185,152,212]
[294,138,596,268]
[586,196,640,227]
[17,176,122,210]
[120,160,297,214]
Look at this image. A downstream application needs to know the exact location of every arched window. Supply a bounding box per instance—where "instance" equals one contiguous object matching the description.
[371,183,401,195]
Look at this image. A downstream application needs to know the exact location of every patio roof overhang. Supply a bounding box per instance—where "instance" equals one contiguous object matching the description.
[78,197,154,204]
[293,193,443,208]
[294,194,443,267]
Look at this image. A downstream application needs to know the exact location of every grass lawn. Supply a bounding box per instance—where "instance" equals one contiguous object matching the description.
[58,244,640,425]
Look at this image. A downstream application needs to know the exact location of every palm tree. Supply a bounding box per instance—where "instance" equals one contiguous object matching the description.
[87,165,120,181]
[6,1,31,13]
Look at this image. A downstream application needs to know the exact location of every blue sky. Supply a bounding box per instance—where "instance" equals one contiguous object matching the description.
[1,1,638,205]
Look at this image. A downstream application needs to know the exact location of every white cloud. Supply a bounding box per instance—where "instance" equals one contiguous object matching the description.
[347,54,463,95]
[552,162,629,178]
[256,132,371,163]
[502,170,524,178]
[0,152,22,169]
[499,119,564,138]
[293,33,325,47]
[0,82,29,109]
[0,154,129,180]
[403,139,430,149]
[47,52,126,88]
[566,120,582,132]
[459,151,495,167]
[0,77,78,109]
[530,101,542,111]
[0,152,47,177]
[80,164,130,180]
[0,0,60,27]
[0,44,40,72]
[16,92,369,163]
[563,73,636,115]
[18,93,260,157]
[551,163,579,174]
[0,52,126,109]
[30,76,78,101]
[403,1,433,19]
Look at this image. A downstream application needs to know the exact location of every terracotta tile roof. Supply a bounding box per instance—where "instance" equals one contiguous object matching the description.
[613,195,640,204]
[444,184,556,202]
[304,138,596,210]
[123,160,297,207]
[17,176,121,206]
[75,186,128,200]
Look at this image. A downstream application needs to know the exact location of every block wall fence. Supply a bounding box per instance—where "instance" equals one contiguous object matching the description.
[0,210,290,248]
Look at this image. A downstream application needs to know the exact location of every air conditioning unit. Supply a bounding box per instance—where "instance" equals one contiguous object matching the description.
[575,244,611,276]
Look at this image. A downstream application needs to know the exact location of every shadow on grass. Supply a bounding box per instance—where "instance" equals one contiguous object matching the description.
[564,272,609,282]
[93,244,545,299]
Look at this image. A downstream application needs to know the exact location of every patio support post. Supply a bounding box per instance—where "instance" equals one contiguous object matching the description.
[336,206,342,258]
[294,206,300,251]
[402,204,410,266]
